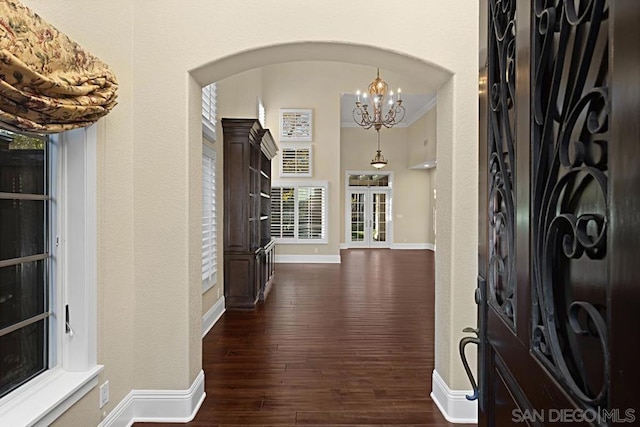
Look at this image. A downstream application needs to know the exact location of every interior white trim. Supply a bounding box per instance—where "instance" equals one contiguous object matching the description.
[99,370,205,427]
[344,170,394,249]
[0,126,101,426]
[202,296,226,338]
[0,366,103,427]
[430,369,478,424]
[271,180,329,244]
[275,254,341,264]
[390,243,434,250]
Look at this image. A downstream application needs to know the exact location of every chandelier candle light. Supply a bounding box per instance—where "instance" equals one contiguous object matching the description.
[353,68,406,131]
[353,68,405,169]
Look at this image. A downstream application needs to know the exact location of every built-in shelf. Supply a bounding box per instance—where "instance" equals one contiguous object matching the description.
[223,118,278,310]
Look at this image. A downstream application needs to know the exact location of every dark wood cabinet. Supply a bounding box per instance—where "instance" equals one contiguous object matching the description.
[260,239,276,301]
[222,119,277,309]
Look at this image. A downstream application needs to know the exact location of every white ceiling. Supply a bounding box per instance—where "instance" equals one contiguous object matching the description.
[340,93,437,128]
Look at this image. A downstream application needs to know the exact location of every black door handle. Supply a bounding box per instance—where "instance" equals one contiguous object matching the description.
[459,327,480,401]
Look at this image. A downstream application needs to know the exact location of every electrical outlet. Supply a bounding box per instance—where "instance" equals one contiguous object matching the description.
[99,380,109,408]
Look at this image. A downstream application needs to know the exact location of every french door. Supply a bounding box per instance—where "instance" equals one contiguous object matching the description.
[347,189,390,248]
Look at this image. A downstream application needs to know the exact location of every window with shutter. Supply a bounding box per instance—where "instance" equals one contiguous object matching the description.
[270,181,327,243]
[202,146,217,292]
[280,144,312,177]
[202,83,217,142]
[297,186,325,240]
[270,187,295,239]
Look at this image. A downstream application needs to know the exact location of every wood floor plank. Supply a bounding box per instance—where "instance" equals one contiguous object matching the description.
[135,249,476,426]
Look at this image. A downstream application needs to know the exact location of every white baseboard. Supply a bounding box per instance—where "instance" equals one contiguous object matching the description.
[202,296,225,338]
[275,254,341,263]
[390,243,435,250]
[99,370,205,427]
[430,369,478,424]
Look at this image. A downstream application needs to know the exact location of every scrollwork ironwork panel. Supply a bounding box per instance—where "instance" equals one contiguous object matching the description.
[488,0,517,328]
[531,0,610,412]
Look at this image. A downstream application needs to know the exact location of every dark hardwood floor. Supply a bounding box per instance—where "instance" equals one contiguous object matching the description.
[137,249,475,426]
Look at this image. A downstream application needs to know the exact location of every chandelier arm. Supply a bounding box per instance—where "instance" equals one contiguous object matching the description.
[353,107,375,128]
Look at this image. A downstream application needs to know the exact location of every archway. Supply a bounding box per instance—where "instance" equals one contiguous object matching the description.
[187,41,477,411]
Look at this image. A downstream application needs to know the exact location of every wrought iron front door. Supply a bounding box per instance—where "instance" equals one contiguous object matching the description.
[478,1,639,425]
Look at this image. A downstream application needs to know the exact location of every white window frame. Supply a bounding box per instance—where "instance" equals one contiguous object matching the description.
[202,145,217,293]
[279,143,312,178]
[202,83,217,142]
[271,180,328,244]
[344,170,394,248]
[279,108,312,142]
[0,126,101,426]
[257,98,266,129]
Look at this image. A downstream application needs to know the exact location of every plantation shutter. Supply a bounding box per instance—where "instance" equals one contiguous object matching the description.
[202,83,217,141]
[298,186,325,240]
[270,187,295,239]
[202,149,217,290]
[280,146,311,177]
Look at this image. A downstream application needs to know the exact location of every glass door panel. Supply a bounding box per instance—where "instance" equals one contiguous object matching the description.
[347,189,390,248]
[350,192,365,243]
[371,192,387,245]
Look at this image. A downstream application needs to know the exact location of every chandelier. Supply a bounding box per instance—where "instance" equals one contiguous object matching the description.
[370,130,388,169]
[353,68,405,131]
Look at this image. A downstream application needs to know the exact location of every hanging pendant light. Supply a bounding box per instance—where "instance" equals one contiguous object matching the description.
[371,130,388,169]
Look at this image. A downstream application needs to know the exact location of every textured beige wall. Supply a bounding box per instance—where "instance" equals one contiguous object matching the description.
[202,69,265,317]
[18,1,478,424]
[216,68,264,119]
[262,62,341,257]
[184,0,479,393]
[406,108,438,246]
[407,107,437,167]
[18,1,136,425]
[340,127,432,245]
[261,62,433,256]
[433,76,479,390]
[429,169,437,244]
[201,132,221,318]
